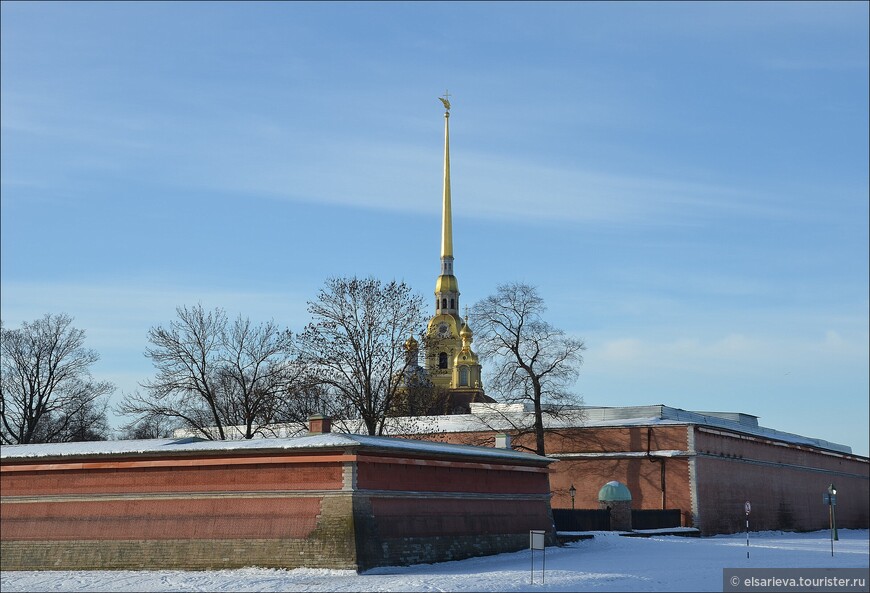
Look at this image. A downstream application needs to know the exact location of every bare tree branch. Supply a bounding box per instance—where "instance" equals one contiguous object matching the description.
[119,304,306,440]
[300,277,425,436]
[470,282,586,455]
[1,314,113,444]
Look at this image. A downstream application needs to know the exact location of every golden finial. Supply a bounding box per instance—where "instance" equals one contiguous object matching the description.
[439,90,451,111]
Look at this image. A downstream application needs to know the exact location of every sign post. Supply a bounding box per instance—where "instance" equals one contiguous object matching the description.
[744,501,751,559]
[530,530,546,585]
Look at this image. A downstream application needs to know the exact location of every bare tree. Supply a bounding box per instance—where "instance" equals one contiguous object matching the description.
[119,304,306,440]
[389,376,451,419]
[300,277,426,436]
[119,413,178,440]
[263,380,349,435]
[1,314,114,445]
[55,396,112,442]
[470,282,586,455]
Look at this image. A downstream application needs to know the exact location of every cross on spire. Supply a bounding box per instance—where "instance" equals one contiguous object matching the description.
[439,90,452,111]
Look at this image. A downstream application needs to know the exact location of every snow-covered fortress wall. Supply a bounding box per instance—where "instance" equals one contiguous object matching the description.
[0,421,555,572]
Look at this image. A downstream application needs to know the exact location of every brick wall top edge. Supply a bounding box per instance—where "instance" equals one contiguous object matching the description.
[1,434,552,468]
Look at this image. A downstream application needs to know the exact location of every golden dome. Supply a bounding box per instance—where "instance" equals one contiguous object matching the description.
[435,274,459,294]
[454,347,479,365]
[404,335,419,350]
[459,323,473,339]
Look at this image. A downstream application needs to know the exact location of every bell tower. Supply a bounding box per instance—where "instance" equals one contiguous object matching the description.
[423,94,491,412]
[435,91,460,320]
[426,93,464,389]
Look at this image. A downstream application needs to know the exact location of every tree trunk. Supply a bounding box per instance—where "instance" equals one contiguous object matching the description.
[533,380,546,456]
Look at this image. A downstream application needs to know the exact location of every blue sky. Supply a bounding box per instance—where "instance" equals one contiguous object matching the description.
[2,2,868,455]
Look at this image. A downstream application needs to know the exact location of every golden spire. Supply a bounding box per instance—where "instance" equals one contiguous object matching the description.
[433,91,459,319]
[440,90,452,260]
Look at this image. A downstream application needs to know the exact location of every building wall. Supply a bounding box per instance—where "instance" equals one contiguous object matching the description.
[418,426,694,523]
[694,427,870,535]
[352,454,555,569]
[1,445,556,572]
[542,426,693,521]
[544,425,689,455]
[0,453,357,571]
[1,459,344,496]
[355,496,553,568]
[356,454,550,494]
[1,496,358,571]
[410,423,869,535]
[548,457,693,523]
[2,496,324,541]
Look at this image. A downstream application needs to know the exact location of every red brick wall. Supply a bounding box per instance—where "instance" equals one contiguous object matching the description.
[415,423,869,534]
[0,453,351,568]
[695,429,866,474]
[369,497,553,538]
[543,426,689,455]
[544,426,692,522]
[416,426,694,522]
[548,457,692,519]
[1,496,322,540]
[418,426,689,455]
[1,445,557,571]
[1,492,360,571]
[2,461,344,497]
[357,458,549,494]
[694,428,869,534]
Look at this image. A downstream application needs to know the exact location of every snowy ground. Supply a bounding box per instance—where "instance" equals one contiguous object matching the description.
[2,530,867,592]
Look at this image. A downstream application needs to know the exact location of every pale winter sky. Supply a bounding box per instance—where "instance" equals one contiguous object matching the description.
[1,2,867,455]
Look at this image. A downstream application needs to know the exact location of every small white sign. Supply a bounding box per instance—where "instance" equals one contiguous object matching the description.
[529,530,547,585]
[745,501,751,515]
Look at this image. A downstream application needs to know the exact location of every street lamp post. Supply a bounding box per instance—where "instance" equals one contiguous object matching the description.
[569,484,576,511]
[827,483,838,556]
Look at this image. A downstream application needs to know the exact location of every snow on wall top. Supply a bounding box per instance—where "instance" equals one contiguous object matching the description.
[0,432,551,464]
[2,403,854,461]
[407,403,854,455]
[295,404,851,455]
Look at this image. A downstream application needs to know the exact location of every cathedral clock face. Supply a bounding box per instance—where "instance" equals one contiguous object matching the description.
[437,322,450,338]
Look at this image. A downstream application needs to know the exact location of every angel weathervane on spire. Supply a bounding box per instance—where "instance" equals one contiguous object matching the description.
[439,89,451,111]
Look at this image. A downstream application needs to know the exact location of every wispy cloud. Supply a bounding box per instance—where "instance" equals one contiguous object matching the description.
[0,280,316,416]
[158,135,799,230]
[761,57,869,72]
[0,280,312,349]
[2,80,811,231]
[591,329,869,376]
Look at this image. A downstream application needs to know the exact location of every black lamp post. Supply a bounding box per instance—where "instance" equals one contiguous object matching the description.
[569,484,576,510]
[828,484,838,543]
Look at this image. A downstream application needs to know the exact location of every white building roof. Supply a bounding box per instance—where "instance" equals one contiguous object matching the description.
[0,432,551,464]
[3,403,851,461]
[316,403,853,455]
